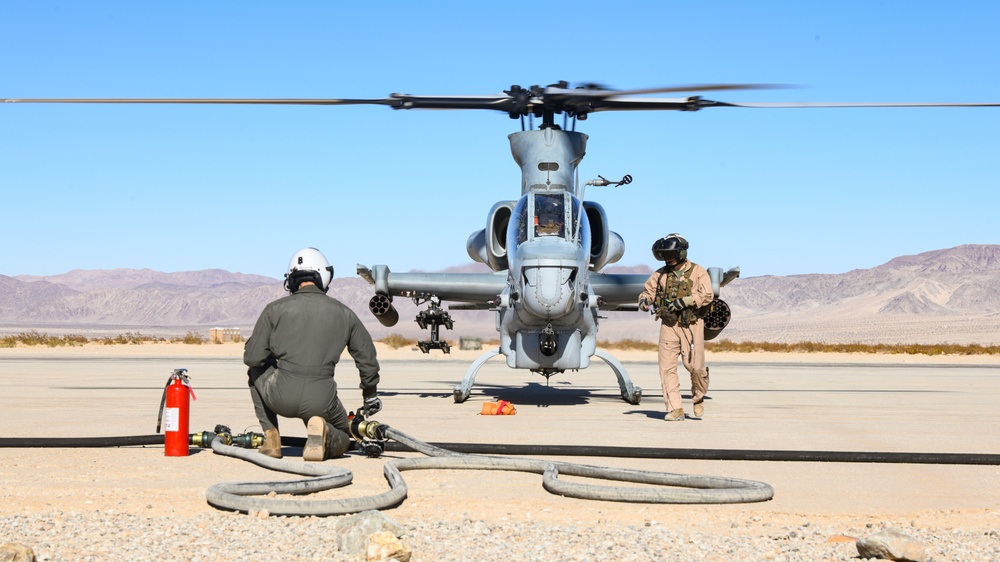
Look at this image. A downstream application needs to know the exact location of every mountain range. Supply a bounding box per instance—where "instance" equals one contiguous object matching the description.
[2,245,997,345]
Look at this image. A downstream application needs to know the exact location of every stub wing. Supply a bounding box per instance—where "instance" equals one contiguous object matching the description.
[588,267,740,311]
[588,272,649,311]
[357,264,507,306]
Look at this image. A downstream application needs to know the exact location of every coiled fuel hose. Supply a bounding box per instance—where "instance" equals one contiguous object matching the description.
[205,426,774,516]
[7,432,997,516]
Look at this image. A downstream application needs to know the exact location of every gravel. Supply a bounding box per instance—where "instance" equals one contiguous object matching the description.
[3,509,999,561]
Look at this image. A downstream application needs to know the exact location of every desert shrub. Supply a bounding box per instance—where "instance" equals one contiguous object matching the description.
[110,332,153,345]
[603,338,657,351]
[0,331,88,347]
[46,334,88,347]
[380,334,416,349]
[15,331,49,346]
[175,331,206,345]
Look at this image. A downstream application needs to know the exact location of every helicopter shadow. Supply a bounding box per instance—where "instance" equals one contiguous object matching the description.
[376,389,452,400]
[381,382,607,406]
[461,381,605,407]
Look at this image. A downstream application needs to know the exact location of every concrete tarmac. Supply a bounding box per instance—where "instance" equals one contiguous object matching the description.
[1,345,998,527]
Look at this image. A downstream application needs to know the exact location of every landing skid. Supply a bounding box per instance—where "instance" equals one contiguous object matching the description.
[453,348,501,403]
[594,348,642,405]
[451,347,642,405]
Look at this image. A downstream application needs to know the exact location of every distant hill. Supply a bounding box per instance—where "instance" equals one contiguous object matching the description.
[719,244,1000,345]
[2,244,998,345]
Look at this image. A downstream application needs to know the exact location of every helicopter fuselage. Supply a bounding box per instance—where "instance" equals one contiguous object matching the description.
[481,128,605,372]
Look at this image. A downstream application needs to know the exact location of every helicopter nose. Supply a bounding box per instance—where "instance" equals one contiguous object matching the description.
[521,265,577,319]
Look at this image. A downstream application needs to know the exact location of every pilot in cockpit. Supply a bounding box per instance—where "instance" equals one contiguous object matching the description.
[534,196,565,237]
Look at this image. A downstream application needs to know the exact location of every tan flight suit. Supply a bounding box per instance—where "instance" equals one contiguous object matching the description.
[639,260,714,413]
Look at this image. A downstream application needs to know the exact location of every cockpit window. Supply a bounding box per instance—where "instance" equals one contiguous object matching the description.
[534,194,565,237]
[509,192,586,248]
[511,197,529,246]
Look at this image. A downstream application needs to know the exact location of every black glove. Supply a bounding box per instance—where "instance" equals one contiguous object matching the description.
[666,298,687,313]
[363,395,383,416]
[638,298,650,312]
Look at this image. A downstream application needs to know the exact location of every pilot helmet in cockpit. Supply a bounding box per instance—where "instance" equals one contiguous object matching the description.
[534,196,565,236]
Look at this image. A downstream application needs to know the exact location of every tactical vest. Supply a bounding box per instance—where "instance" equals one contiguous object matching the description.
[654,265,702,326]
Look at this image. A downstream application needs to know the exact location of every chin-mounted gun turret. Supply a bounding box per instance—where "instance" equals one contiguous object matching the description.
[347,407,389,458]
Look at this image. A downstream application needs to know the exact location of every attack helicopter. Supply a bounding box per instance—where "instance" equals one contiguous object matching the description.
[354,83,760,405]
[6,82,999,404]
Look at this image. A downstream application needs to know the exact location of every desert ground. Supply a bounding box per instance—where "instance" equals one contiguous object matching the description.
[1,342,998,560]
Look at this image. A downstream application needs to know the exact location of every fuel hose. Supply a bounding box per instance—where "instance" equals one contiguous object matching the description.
[2,435,997,465]
[205,426,774,516]
[5,432,998,517]
[0,435,163,448]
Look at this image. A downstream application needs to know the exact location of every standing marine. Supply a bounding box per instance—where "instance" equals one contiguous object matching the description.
[638,234,714,421]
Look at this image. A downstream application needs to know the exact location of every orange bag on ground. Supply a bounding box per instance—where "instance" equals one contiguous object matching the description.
[480,400,516,415]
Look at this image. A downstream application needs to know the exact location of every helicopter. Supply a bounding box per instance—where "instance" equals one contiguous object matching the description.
[340,81,1000,404]
[6,82,999,404]
[353,82,761,405]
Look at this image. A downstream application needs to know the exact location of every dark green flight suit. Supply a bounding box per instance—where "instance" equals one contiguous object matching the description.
[244,284,380,457]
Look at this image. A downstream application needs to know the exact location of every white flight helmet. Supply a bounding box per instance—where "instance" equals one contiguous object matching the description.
[285,247,334,293]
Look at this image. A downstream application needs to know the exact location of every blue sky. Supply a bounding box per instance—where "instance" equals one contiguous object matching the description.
[2,2,998,279]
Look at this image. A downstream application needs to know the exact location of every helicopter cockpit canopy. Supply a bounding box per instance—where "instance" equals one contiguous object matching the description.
[534,194,567,237]
[508,191,588,248]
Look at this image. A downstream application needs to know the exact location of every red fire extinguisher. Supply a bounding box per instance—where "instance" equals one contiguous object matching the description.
[156,368,196,457]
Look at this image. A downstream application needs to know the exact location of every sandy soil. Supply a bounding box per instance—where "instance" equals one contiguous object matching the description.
[1,342,998,551]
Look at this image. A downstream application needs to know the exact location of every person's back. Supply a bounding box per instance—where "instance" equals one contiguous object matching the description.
[246,285,375,380]
[244,247,381,461]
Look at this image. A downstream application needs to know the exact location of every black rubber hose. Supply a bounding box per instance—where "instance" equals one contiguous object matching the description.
[383,442,1000,466]
[2,434,997,465]
[0,435,163,448]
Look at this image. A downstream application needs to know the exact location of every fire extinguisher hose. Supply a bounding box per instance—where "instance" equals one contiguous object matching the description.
[205,426,774,516]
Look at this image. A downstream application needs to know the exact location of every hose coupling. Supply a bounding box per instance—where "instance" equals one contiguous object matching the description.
[349,419,387,442]
[189,424,263,449]
[348,408,389,458]
[231,432,264,449]
[190,430,230,447]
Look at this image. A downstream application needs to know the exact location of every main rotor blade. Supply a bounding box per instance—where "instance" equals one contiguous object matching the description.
[702,100,1000,109]
[6,93,999,115]
[2,97,399,106]
[547,83,790,98]
[0,84,785,110]
[621,83,792,95]
[584,97,1000,112]
[1,94,521,112]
